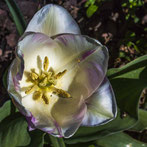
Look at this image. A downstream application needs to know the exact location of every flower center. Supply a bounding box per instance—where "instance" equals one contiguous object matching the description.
[24,56,71,104]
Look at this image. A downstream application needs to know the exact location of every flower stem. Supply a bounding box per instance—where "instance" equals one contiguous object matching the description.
[49,135,66,147]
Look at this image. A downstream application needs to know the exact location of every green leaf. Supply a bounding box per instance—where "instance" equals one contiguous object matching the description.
[26,130,45,147]
[49,135,66,147]
[0,101,11,122]
[95,132,147,147]
[2,68,8,89]
[134,17,139,23]
[108,55,147,118]
[5,0,26,35]
[0,113,30,147]
[86,5,98,18]
[122,2,127,7]
[65,55,147,144]
[85,0,96,7]
[65,109,136,144]
[130,109,147,132]
[107,55,147,78]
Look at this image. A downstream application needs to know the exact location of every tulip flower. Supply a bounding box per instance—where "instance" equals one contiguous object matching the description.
[7,4,117,138]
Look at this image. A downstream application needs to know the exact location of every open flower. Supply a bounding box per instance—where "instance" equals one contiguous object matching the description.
[7,4,117,138]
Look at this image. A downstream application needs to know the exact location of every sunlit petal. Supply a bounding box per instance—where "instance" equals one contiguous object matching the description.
[50,34,109,137]
[25,4,80,36]
[82,77,117,126]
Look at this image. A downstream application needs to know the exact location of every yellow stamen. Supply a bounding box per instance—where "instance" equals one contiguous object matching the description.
[33,91,42,100]
[53,88,71,98]
[39,77,48,87]
[47,71,52,77]
[43,56,49,71]
[24,56,71,104]
[55,69,67,79]
[39,72,46,80]
[48,78,56,85]
[42,93,49,104]
[25,85,38,94]
[30,72,38,80]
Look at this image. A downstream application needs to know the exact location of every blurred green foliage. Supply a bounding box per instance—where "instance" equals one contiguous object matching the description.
[122,0,144,23]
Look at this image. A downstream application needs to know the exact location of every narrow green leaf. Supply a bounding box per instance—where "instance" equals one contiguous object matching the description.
[0,113,30,147]
[95,132,147,147]
[107,55,147,78]
[130,109,147,132]
[5,0,26,35]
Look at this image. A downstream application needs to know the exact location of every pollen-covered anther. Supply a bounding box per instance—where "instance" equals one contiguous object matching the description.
[53,88,71,98]
[48,78,56,85]
[39,77,48,87]
[33,91,42,100]
[39,72,46,80]
[25,85,38,94]
[30,72,38,80]
[42,93,49,104]
[55,69,67,79]
[43,56,49,71]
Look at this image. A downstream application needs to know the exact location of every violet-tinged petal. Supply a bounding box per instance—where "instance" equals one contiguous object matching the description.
[49,34,109,137]
[51,98,87,138]
[82,77,117,126]
[54,34,108,99]
[7,58,23,104]
[25,4,80,36]
[25,113,37,131]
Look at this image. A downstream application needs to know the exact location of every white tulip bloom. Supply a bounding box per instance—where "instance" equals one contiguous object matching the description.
[7,4,117,138]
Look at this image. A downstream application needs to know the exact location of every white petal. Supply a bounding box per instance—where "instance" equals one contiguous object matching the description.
[18,33,108,98]
[17,32,68,97]
[18,32,60,72]
[49,34,109,137]
[7,58,22,104]
[50,97,87,138]
[54,34,108,95]
[25,4,80,36]
[82,77,117,126]
[7,59,31,116]
[22,93,57,127]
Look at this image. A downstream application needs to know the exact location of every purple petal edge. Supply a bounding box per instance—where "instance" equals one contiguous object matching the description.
[81,49,96,61]
[26,114,37,131]
[54,121,63,138]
